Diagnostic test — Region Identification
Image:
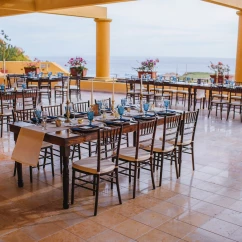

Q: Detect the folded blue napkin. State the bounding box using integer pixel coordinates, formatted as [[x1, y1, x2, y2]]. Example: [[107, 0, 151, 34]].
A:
[[47, 116, 57, 119]]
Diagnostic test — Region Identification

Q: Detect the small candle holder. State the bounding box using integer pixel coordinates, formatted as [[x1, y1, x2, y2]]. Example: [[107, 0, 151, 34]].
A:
[[110, 99, 115, 116], [65, 100, 71, 123], [139, 94, 143, 113]]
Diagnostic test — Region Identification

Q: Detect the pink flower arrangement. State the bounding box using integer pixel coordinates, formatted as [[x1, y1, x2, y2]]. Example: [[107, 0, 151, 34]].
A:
[[66, 57, 87, 74], [25, 58, 40, 69], [67, 57, 87, 68], [134, 58, 159, 71], [208, 61, 230, 75]]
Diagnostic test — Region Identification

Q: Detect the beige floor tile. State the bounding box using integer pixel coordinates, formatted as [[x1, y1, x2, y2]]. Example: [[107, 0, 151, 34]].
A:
[[39, 230, 85, 242], [90, 210, 128, 228], [21, 222, 62, 241], [112, 219, 152, 240], [176, 210, 211, 227], [183, 228, 235, 242], [157, 219, 197, 239], [109, 202, 146, 218], [201, 218, 240, 238], [167, 194, 201, 209], [203, 194, 237, 208], [136, 229, 180, 242], [67, 219, 107, 240], [132, 209, 171, 228], [129, 194, 161, 209], [0, 229, 36, 242], [150, 201, 187, 218], [229, 227, 242, 242], [191, 201, 225, 217], [216, 208, 242, 226], [149, 187, 178, 200], [88, 229, 134, 242]]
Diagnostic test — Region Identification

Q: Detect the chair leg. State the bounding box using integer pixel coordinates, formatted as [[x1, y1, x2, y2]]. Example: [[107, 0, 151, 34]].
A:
[[173, 150, 179, 179], [115, 168, 122, 204], [150, 157, 156, 190], [227, 104, 231, 120], [93, 175, 96, 196], [111, 172, 114, 190], [133, 162, 138, 199], [191, 143, 195, 171], [71, 169, 75, 204], [50, 147, 54, 177], [29, 166, 33, 183], [178, 146, 183, 177], [208, 104, 211, 118], [129, 162, 131, 183], [43, 148, 47, 169], [94, 174, 100, 216], [158, 153, 164, 187], [220, 104, 223, 120]]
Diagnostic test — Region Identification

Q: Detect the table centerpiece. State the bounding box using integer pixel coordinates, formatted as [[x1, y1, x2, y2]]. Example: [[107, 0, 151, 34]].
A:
[[208, 61, 230, 84], [66, 57, 88, 77], [24, 58, 40, 75], [134, 58, 159, 79]]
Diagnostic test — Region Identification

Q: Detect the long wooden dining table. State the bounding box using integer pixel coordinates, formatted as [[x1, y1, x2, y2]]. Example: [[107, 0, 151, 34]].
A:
[[121, 79, 239, 112], [10, 115, 169, 209]]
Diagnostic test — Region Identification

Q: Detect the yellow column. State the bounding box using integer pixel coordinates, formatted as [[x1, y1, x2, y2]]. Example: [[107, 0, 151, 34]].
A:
[[236, 11, 242, 81], [94, 18, 112, 81]]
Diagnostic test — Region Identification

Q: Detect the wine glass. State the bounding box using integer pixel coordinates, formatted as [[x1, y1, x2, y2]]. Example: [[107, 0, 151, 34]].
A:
[[42, 111, 48, 130], [87, 110, 94, 126], [143, 103, 150, 116], [35, 109, 42, 125], [121, 98, 127, 106], [164, 100, 170, 113], [118, 105, 125, 119]]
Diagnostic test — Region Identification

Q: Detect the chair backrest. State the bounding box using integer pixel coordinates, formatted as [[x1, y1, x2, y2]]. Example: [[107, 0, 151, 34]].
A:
[[160, 114, 182, 150], [95, 98, 111, 109], [22, 89, 38, 110], [12, 108, 35, 122], [211, 86, 228, 101], [97, 126, 123, 172], [230, 87, 242, 102], [41, 104, 62, 116], [179, 110, 199, 144], [73, 101, 90, 112], [0, 91, 16, 114], [136, 118, 158, 159]]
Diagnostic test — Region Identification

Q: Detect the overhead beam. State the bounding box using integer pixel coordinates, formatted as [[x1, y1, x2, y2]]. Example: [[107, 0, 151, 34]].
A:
[[202, 0, 242, 10], [0, 0, 35, 12], [0, 9, 30, 17], [43, 6, 107, 19], [35, 0, 135, 11]]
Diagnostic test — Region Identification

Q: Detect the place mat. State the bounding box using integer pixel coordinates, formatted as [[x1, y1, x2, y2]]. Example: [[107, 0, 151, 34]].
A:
[[70, 125, 100, 133], [11, 127, 45, 167], [133, 115, 156, 120], [156, 110, 176, 116], [104, 119, 130, 126]]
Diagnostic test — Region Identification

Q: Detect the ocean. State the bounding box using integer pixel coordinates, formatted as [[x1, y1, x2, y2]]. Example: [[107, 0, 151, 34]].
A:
[[37, 56, 236, 78]]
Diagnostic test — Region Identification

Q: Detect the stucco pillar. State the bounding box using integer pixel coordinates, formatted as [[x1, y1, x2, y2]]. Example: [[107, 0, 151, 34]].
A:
[[236, 11, 242, 81], [94, 18, 112, 81]]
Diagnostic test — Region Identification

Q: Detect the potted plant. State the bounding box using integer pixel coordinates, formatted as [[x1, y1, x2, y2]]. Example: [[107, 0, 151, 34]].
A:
[[208, 61, 230, 84], [134, 58, 159, 79], [24, 58, 40, 74], [66, 57, 87, 77]]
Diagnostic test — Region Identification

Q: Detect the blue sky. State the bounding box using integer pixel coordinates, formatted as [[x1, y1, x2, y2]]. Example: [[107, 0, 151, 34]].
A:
[[0, 0, 239, 58]]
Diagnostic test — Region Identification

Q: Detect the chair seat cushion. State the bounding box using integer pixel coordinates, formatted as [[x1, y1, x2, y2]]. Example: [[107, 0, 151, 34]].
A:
[[164, 89, 177, 93], [0, 109, 12, 116], [212, 94, 228, 98], [211, 100, 228, 104], [230, 101, 242, 106], [231, 95, 242, 100], [73, 157, 115, 174], [142, 140, 174, 153], [119, 147, 151, 162], [177, 90, 188, 94]]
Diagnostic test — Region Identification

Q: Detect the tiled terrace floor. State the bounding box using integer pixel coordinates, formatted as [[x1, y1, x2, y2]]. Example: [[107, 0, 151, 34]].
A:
[[1, 92, 242, 241]]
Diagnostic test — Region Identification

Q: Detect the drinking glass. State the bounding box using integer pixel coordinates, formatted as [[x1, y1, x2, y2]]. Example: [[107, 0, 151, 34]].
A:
[[118, 105, 125, 119], [121, 98, 127, 106], [143, 103, 150, 116], [72, 103, 77, 120], [87, 110, 94, 126], [22, 83, 26, 89], [35, 110, 42, 125], [42, 111, 48, 130], [164, 100, 170, 113]]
